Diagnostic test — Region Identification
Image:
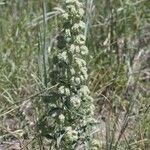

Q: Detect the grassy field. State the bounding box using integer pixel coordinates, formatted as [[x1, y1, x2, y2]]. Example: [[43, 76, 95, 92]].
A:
[[0, 0, 150, 149]]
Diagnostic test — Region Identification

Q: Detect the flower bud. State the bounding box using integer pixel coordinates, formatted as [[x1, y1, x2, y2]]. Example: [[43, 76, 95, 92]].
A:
[[59, 114, 65, 123]]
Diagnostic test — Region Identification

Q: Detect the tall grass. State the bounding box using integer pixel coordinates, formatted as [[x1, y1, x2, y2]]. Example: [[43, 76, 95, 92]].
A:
[[0, 0, 149, 149]]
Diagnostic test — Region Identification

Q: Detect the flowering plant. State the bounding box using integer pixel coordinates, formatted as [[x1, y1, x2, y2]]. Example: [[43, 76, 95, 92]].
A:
[[40, 0, 98, 149]]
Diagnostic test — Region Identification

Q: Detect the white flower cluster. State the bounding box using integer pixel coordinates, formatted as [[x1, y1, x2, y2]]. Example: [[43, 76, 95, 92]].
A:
[[58, 86, 70, 96], [65, 0, 84, 18], [70, 96, 81, 108], [72, 21, 85, 33], [75, 34, 85, 45], [64, 126, 78, 142], [58, 51, 68, 63], [58, 114, 65, 123], [78, 85, 90, 97]]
